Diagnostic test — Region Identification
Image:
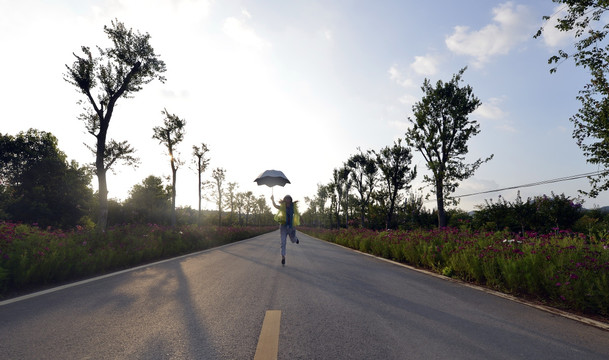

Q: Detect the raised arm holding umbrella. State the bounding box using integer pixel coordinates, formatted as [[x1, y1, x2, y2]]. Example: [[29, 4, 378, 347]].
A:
[[254, 170, 300, 266]]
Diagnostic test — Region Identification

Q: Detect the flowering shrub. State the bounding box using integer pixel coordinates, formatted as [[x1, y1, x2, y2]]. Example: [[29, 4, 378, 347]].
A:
[[301, 226, 609, 317], [0, 222, 274, 296]]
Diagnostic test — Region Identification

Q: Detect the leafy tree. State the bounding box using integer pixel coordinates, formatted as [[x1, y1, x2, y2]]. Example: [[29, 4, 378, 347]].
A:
[[244, 191, 256, 226], [0, 186, 10, 220], [226, 182, 238, 224], [235, 192, 246, 225], [304, 183, 332, 228], [64, 19, 166, 231], [317, 184, 330, 227], [124, 175, 171, 224], [326, 181, 337, 228], [535, 2, 609, 197], [192, 143, 210, 221], [255, 195, 273, 225], [533, 192, 583, 232], [510, 192, 537, 235], [373, 139, 417, 229], [331, 167, 351, 228], [347, 149, 378, 227], [473, 195, 515, 231], [0, 129, 93, 228], [402, 192, 428, 230], [340, 166, 353, 227], [210, 168, 226, 226], [153, 109, 186, 227], [405, 68, 493, 227], [303, 196, 318, 227]]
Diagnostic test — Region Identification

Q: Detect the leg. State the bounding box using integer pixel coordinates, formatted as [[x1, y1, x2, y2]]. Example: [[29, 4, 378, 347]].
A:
[[280, 225, 288, 258], [288, 227, 299, 244]]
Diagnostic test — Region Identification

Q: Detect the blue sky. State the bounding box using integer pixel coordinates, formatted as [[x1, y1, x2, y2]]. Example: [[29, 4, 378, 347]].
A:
[[1, 0, 605, 212]]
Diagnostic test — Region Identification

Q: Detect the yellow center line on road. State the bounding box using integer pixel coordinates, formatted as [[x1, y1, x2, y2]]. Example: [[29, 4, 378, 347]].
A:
[[254, 310, 282, 360]]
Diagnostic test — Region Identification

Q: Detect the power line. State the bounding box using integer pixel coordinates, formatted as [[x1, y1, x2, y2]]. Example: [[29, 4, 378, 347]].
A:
[[452, 170, 609, 199]]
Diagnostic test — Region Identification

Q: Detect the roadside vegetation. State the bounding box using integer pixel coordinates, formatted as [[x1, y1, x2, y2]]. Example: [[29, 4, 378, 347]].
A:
[[301, 192, 609, 320], [302, 226, 609, 319], [0, 222, 275, 298]]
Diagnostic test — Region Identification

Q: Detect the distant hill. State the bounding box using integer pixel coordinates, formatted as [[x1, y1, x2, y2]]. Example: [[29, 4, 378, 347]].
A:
[[589, 206, 609, 214]]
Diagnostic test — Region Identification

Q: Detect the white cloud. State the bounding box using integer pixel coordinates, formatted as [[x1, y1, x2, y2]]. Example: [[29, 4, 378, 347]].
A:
[[223, 16, 271, 50], [399, 94, 418, 107], [410, 55, 439, 76], [474, 97, 517, 133], [388, 65, 415, 88], [388, 65, 401, 81], [497, 123, 517, 133], [540, 5, 575, 48], [445, 2, 535, 66], [458, 178, 499, 193], [89, 0, 212, 35], [475, 97, 508, 120], [322, 29, 333, 41], [388, 119, 410, 132]]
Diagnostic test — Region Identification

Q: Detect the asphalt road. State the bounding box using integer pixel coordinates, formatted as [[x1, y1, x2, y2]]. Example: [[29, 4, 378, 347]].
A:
[[1, 230, 608, 359]]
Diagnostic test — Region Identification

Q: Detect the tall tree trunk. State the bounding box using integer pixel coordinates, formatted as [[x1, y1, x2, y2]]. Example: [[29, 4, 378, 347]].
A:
[[97, 169, 108, 232], [218, 194, 222, 226], [171, 166, 177, 227], [96, 125, 108, 232], [436, 180, 447, 228], [360, 200, 366, 228], [198, 168, 202, 223], [387, 196, 396, 229], [344, 189, 349, 228]]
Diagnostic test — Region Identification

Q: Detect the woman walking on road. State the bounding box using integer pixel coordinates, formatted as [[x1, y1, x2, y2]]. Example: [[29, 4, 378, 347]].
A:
[[271, 194, 300, 265]]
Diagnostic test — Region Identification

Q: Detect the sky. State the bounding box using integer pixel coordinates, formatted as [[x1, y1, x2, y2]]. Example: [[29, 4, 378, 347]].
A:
[[2, 0, 607, 213]]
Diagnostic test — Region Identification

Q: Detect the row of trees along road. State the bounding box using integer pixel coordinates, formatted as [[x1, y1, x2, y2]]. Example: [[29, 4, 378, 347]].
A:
[[64, 20, 244, 230], [7, 2, 609, 231], [311, 0, 609, 230], [304, 68, 493, 229], [61, 18, 494, 232], [0, 129, 274, 228]]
